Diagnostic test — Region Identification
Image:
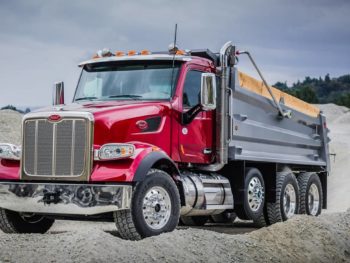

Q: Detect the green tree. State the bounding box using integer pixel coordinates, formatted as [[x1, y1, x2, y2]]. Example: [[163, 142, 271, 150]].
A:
[[295, 86, 319, 103], [335, 93, 350, 108]]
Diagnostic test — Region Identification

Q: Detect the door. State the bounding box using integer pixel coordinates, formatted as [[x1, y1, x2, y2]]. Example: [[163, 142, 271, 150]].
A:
[[179, 69, 214, 164]]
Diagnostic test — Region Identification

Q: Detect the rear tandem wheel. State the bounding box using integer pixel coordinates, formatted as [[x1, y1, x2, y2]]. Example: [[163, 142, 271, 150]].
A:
[[266, 168, 300, 224]]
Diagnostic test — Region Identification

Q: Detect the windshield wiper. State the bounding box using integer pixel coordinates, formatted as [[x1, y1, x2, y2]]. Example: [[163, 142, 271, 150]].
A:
[[75, 96, 98, 101], [108, 95, 143, 99]]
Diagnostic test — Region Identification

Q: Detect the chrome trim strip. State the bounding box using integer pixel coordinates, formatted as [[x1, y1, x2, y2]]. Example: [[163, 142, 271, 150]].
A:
[[24, 111, 95, 121], [34, 120, 38, 175], [70, 120, 76, 176], [52, 123, 57, 176], [0, 182, 132, 215]]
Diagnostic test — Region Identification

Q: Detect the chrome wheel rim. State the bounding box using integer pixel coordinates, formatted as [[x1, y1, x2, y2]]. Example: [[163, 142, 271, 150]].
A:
[[308, 184, 320, 216], [247, 177, 265, 212], [142, 186, 171, 230], [283, 184, 296, 218]]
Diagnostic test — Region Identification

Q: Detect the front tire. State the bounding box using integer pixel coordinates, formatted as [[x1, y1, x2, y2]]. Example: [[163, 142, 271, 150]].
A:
[[267, 168, 299, 224], [297, 172, 323, 216], [114, 169, 180, 240], [0, 209, 55, 234]]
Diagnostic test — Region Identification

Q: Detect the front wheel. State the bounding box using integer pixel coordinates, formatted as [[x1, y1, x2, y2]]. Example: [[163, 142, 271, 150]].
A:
[[0, 209, 55, 234], [114, 169, 180, 240]]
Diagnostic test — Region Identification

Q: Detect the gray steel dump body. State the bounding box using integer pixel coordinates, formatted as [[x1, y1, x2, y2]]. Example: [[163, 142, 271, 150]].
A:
[[228, 69, 330, 172]]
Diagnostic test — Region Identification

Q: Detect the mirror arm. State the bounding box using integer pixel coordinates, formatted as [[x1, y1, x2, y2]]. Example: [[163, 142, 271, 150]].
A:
[[181, 104, 202, 125]]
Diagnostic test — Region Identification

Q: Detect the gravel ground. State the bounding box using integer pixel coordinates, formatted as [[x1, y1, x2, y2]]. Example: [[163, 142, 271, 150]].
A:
[[0, 211, 349, 263], [0, 105, 349, 263]]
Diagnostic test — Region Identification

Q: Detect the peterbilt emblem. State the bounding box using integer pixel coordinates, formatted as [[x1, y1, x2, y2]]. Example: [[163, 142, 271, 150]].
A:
[[48, 114, 62, 122], [136, 120, 148, 130]]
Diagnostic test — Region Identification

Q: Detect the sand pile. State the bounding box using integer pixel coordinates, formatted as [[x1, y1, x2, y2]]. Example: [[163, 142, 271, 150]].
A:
[[318, 104, 350, 212], [0, 210, 349, 263]]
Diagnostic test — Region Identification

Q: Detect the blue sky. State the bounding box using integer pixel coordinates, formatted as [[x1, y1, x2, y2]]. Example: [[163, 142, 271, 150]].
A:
[[0, 0, 349, 107]]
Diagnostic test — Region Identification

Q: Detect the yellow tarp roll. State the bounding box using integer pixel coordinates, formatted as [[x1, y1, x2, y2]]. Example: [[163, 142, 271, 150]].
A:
[[238, 71, 320, 118]]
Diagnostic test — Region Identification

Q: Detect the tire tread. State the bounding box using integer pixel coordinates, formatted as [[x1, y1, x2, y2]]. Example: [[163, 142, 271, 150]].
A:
[[267, 168, 299, 224], [114, 210, 142, 241]]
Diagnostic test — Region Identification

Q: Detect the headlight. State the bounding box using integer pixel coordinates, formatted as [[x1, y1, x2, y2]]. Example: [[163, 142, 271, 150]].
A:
[[0, 143, 21, 160], [95, 143, 135, 161]]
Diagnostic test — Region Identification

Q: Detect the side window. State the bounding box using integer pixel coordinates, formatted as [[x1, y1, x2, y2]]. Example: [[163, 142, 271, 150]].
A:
[[183, 70, 202, 108]]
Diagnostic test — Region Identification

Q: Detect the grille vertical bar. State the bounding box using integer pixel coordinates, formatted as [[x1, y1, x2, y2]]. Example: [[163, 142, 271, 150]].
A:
[[73, 120, 87, 175], [23, 117, 88, 177], [37, 120, 53, 175], [23, 121, 36, 175], [56, 120, 73, 176]]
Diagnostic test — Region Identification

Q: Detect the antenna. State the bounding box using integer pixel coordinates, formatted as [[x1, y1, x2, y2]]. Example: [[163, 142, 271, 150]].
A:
[[170, 23, 178, 92]]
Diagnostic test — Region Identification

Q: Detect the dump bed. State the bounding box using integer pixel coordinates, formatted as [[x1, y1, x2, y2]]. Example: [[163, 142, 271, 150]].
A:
[[228, 69, 330, 171]]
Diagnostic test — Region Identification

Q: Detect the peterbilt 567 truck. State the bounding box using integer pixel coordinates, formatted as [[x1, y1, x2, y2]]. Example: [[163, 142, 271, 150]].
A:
[[0, 42, 330, 240]]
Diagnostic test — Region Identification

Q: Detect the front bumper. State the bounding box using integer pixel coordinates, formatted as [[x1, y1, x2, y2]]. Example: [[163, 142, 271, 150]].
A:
[[0, 182, 132, 215]]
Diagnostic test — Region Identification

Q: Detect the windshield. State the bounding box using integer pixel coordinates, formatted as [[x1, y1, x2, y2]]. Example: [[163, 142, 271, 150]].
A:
[[74, 62, 180, 102]]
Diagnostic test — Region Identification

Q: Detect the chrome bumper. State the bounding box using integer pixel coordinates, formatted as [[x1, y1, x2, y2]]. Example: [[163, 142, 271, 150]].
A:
[[0, 182, 132, 215]]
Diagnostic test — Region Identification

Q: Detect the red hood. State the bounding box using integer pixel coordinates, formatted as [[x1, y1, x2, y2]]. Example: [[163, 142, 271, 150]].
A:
[[34, 100, 172, 146]]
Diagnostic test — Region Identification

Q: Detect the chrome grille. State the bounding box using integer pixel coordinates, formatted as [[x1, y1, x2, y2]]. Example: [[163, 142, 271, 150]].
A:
[[23, 117, 89, 177]]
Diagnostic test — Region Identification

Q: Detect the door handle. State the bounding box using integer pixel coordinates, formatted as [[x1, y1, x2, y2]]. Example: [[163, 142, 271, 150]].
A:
[[203, 148, 212, 154]]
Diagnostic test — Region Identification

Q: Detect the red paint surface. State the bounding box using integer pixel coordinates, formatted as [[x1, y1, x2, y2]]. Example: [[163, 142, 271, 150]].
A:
[[0, 159, 20, 180]]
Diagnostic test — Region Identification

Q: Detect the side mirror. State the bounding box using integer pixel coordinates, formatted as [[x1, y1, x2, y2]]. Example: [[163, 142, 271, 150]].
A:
[[53, 81, 65, 105], [201, 73, 217, 111]]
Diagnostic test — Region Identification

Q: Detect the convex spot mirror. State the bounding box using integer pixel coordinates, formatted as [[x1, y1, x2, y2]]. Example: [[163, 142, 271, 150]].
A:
[[200, 73, 217, 111]]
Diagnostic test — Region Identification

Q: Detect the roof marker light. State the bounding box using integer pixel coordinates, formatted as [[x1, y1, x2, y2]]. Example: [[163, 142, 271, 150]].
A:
[[140, 50, 151, 55], [115, 51, 125, 57], [128, 50, 137, 56], [176, 50, 186, 55]]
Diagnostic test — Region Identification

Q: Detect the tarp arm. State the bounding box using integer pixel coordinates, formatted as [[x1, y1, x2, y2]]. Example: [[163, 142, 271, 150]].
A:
[[236, 50, 292, 119]]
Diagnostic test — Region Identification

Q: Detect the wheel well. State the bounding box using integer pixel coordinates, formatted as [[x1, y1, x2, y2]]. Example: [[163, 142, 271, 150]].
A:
[[151, 159, 186, 206], [151, 159, 179, 178]]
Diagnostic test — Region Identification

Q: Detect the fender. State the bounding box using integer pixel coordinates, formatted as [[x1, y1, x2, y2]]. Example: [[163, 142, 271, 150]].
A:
[[133, 150, 180, 182], [90, 143, 180, 183]]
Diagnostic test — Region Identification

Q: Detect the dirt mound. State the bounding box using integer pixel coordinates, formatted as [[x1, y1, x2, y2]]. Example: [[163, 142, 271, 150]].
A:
[[318, 103, 350, 123], [0, 211, 349, 263], [316, 104, 350, 212], [0, 110, 22, 145]]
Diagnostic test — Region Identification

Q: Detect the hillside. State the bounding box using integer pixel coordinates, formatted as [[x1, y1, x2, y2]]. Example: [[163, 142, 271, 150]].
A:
[[275, 74, 350, 107]]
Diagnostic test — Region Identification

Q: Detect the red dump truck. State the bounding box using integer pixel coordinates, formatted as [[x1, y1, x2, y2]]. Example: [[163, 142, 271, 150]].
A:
[[0, 42, 330, 240]]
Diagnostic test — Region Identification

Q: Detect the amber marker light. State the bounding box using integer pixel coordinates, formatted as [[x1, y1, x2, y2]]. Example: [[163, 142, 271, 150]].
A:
[[140, 50, 151, 55], [176, 50, 186, 55], [115, 51, 125, 57], [128, 50, 137, 56]]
